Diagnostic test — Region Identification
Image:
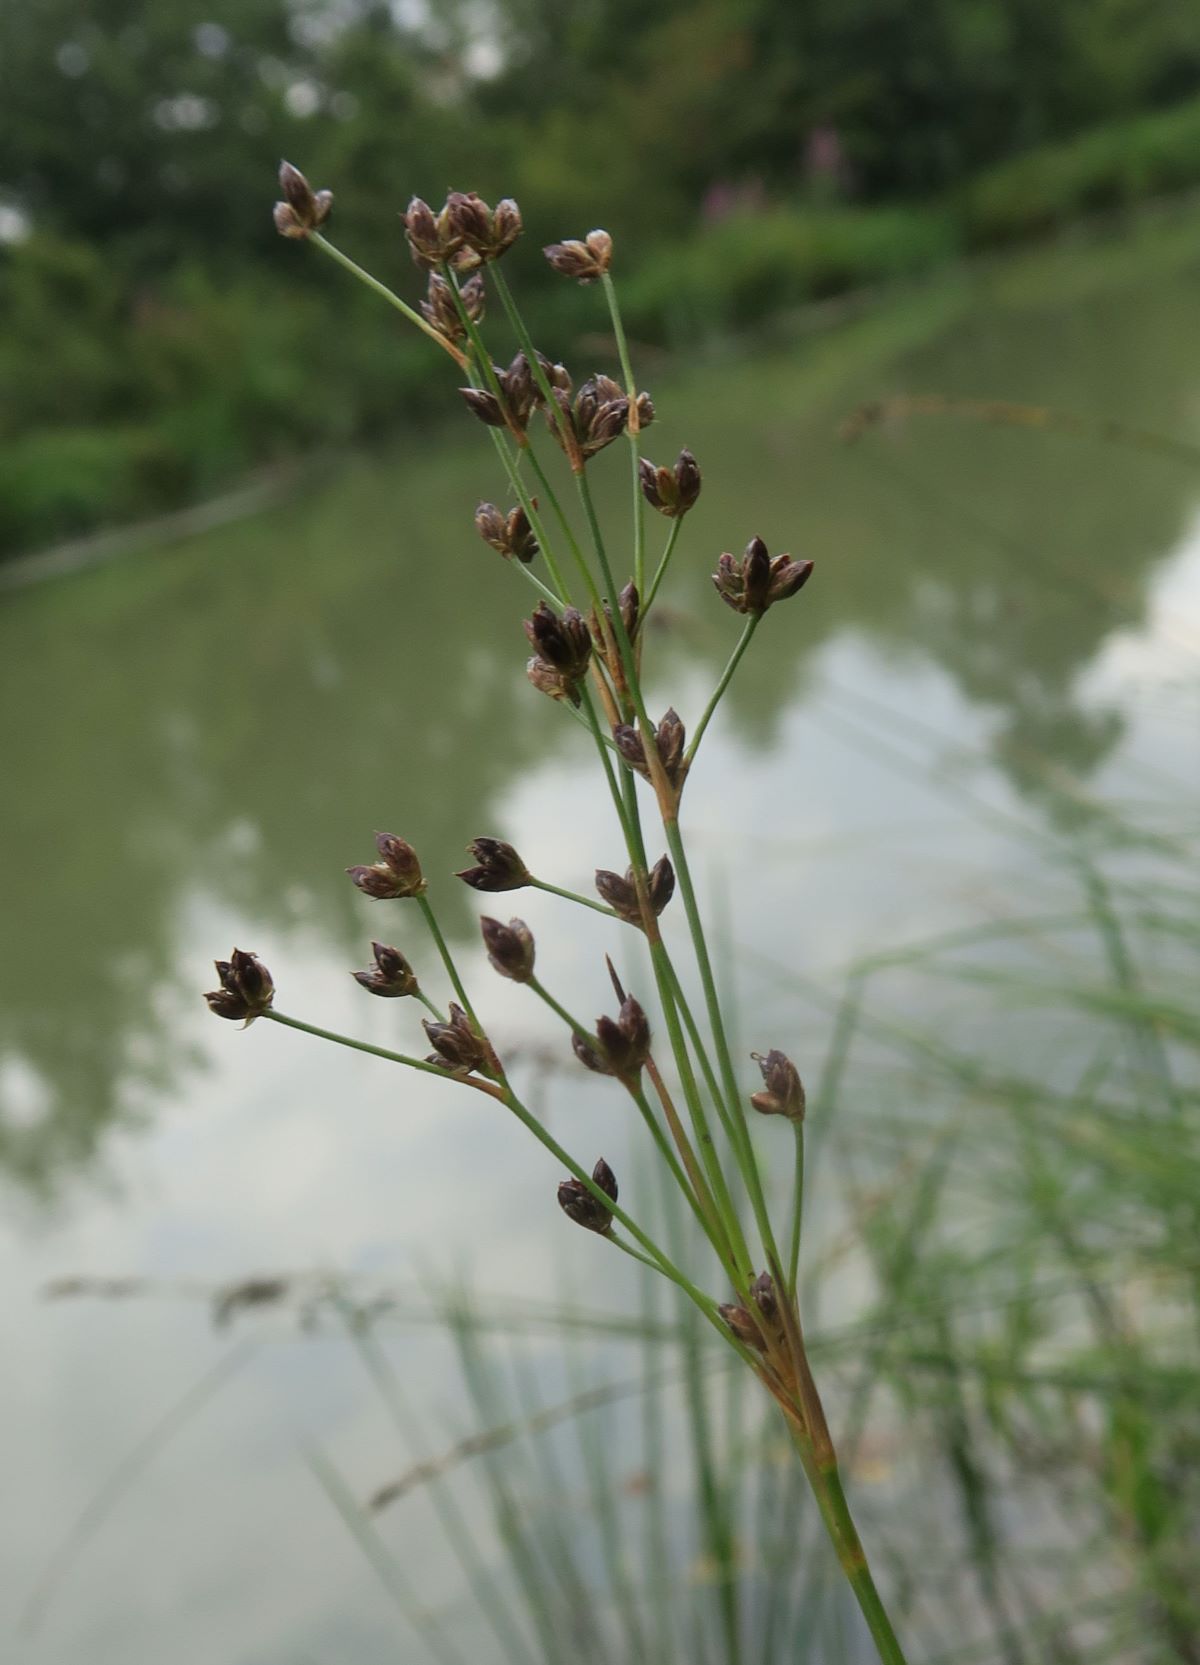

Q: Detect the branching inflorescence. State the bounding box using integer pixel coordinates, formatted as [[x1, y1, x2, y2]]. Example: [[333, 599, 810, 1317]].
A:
[[203, 162, 908, 1664]]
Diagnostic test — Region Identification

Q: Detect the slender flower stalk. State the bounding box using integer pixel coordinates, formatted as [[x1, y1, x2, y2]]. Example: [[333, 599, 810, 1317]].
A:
[[643, 516, 684, 614], [599, 270, 646, 595], [213, 172, 913, 1665], [684, 615, 761, 769], [416, 893, 482, 1038], [788, 1121, 807, 1296], [530, 877, 616, 917], [310, 234, 468, 367], [262, 1010, 504, 1098]]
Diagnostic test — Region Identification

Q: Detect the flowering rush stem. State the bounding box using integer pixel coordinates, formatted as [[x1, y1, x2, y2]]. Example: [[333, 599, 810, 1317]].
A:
[[262, 1011, 504, 1098], [208, 166, 913, 1665], [309, 234, 467, 366]]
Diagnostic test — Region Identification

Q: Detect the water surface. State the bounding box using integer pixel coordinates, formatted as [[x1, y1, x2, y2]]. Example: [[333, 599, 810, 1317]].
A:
[[3, 217, 1199, 1663]]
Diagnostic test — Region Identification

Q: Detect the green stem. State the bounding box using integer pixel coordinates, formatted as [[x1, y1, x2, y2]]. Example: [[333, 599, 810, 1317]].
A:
[[487, 267, 603, 608], [531, 877, 616, 918], [792, 1436, 910, 1665], [416, 893, 480, 1032], [619, 806, 754, 1284], [684, 615, 760, 770], [498, 1083, 722, 1321], [599, 271, 645, 596], [262, 1010, 455, 1083], [529, 936, 735, 1273], [643, 517, 683, 616], [663, 819, 784, 1275], [310, 234, 463, 365], [788, 1120, 806, 1297], [609, 1231, 668, 1276], [527, 974, 592, 1043], [416, 988, 446, 1024], [580, 605, 756, 1288], [441, 266, 584, 608], [630, 1083, 736, 1272]]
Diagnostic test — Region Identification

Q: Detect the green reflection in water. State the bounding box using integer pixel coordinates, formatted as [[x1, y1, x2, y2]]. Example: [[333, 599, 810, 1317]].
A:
[[2, 220, 1199, 1193]]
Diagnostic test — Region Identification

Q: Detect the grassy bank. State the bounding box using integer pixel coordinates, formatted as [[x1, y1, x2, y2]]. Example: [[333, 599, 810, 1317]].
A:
[[8, 91, 1200, 561]]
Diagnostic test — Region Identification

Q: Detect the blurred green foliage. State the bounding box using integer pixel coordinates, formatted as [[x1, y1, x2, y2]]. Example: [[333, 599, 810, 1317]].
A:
[[3, 0, 1200, 556]]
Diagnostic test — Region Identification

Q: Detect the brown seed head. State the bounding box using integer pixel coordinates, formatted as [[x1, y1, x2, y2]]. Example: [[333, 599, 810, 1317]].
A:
[[571, 995, 650, 1082], [353, 941, 420, 999], [445, 192, 523, 269], [403, 195, 463, 269], [526, 657, 577, 704], [273, 161, 333, 239], [455, 837, 532, 892], [422, 1002, 489, 1075], [751, 1270, 779, 1322], [718, 1302, 768, 1352], [749, 1049, 806, 1120], [347, 833, 426, 900], [557, 1157, 618, 1235], [480, 916, 536, 984], [459, 386, 506, 428], [713, 538, 814, 616], [647, 854, 675, 916], [611, 710, 685, 789], [542, 229, 613, 284], [548, 374, 628, 467], [594, 857, 674, 928], [524, 602, 592, 680], [420, 271, 484, 343], [639, 448, 701, 518], [475, 501, 538, 564], [205, 948, 275, 1025], [588, 581, 640, 665]]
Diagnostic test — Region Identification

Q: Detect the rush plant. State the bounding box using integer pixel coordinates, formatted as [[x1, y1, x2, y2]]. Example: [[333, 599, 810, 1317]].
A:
[[208, 161, 907, 1663]]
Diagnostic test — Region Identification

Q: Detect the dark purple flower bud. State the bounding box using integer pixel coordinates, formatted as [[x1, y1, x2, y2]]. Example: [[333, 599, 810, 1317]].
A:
[[611, 710, 685, 789], [595, 996, 651, 1080], [612, 724, 648, 779], [526, 657, 578, 704], [475, 500, 539, 563], [524, 602, 592, 681], [751, 1270, 778, 1322], [455, 837, 531, 892], [719, 1301, 768, 1352], [712, 538, 812, 616], [655, 708, 686, 787], [480, 916, 535, 984], [572, 995, 650, 1083], [633, 391, 655, 430], [445, 192, 523, 269], [542, 229, 613, 283], [353, 941, 419, 998], [572, 1031, 611, 1074], [459, 386, 507, 428], [588, 581, 639, 658], [639, 448, 701, 518], [749, 1049, 806, 1120], [423, 1002, 489, 1076], [546, 373, 629, 468], [766, 553, 815, 606], [273, 162, 333, 240], [205, 948, 275, 1025], [557, 1158, 618, 1235], [647, 854, 675, 916], [347, 834, 426, 900], [403, 196, 463, 269], [420, 271, 484, 343], [594, 856, 673, 928]]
